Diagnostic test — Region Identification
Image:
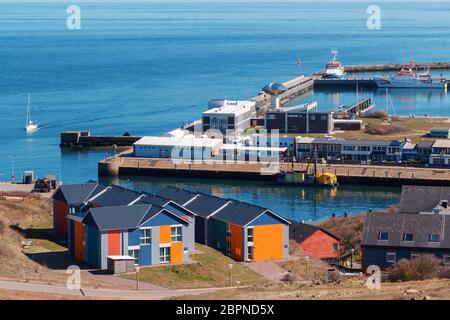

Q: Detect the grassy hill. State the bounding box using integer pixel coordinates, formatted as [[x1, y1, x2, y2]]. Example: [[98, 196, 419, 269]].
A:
[[0, 193, 67, 282], [122, 244, 265, 289]]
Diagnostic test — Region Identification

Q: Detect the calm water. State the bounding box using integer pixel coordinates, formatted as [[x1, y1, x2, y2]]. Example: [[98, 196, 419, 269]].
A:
[[6, 1, 450, 219]]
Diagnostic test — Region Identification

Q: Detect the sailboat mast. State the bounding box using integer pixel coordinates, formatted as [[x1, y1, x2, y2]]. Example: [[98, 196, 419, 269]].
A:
[[26, 93, 30, 125]]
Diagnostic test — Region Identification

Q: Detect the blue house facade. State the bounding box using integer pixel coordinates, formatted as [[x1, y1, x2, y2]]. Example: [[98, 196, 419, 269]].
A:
[[82, 204, 191, 269]]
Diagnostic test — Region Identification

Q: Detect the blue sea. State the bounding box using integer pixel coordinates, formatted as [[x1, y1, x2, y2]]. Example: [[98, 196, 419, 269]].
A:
[[3, 1, 450, 220]]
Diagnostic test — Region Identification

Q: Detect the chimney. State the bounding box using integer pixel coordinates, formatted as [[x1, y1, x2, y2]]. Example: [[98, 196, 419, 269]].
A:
[[442, 200, 448, 209]]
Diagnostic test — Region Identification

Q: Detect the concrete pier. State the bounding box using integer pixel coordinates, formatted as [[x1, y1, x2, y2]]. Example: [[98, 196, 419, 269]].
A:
[[98, 156, 450, 187], [344, 62, 450, 73]]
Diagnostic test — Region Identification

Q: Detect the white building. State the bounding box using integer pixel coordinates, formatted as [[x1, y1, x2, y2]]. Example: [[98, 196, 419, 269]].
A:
[[217, 144, 287, 163], [202, 100, 256, 134], [430, 140, 450, 166], [133, 135, 223, 161]]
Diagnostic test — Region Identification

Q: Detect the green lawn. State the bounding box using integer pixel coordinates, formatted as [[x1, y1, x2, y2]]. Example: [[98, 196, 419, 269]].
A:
[[122, 244, 265, 289]]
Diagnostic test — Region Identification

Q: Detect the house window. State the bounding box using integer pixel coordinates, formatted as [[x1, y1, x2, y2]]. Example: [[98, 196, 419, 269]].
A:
[[226, 241, 231, 256], [443, 255, 450, 265], [332, 243, 338, 252], [411, 253, 420, 260], [378, 232, 389, 241], [403, 233, 414, 242], [247, 228, 253, 243], [227, 224, 231, 238], [128, 249, 139, 264], [386, 252, 396, 263], [160, 247, 170, 263], [171, 226, 182, 242], [139, 228, 151, 245], [429, 233, 440, 242], [247, 246, 253, 261]]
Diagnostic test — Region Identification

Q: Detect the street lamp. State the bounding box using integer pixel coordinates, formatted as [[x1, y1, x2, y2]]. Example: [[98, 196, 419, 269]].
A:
[[350, 248, 355, 271], [134, 266, 140, 291], [8, 156, 16, 182], [228, 263, 233, 287], [305, 256, 310, 280]]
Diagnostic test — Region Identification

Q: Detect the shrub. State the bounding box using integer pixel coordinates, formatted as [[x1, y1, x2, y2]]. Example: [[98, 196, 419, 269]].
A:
[[319, 213, 366, 255], [365, 124, 408, 135], [361, 110, 388, 119], [388, 255, 440, 282]]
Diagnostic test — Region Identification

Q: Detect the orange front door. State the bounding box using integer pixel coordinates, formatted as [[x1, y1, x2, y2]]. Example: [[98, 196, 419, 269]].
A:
[[108, 230, 121, 256]]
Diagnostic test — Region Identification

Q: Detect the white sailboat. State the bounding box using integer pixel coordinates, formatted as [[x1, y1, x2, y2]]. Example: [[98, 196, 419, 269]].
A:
[[25, 93, 38, 133]]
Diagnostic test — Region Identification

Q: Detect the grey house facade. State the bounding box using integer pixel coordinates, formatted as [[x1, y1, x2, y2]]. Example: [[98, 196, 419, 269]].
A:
[[361, 211, 450, 271]]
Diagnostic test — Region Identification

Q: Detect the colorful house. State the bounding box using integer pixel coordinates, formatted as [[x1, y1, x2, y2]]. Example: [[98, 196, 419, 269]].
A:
[[289, 221, 340, 260], [54, 183, 196, 263], [82, 204, 191, 269], [210, 201, 290, 261], [158, 186, 291, 262], [157, 187, 228, 245], [52, 181, 107, 238]]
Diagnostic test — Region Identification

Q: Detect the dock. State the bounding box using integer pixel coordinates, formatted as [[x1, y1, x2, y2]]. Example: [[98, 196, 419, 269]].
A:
[[98, 157, 450, 187], [314, 78, 377, 89], [339, 98, 375, 115], [344, 62, 450, 73], [60, 131, 142, 150]]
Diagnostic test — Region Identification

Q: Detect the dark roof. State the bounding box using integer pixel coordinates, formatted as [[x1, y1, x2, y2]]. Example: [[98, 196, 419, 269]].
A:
[[416, 141, 434, 148], [84, 204, 154, 231], [362, 212, 450, 249], [184, 193, 229, 218], [89, 185, 142, 207], [53, 182, 107, 205], [156, 186, 198, 206], [134, 193, 170, 207], [399, 185, 450, 214], [212, 200, 289, 226], [289, 220, 339, 243], [342, 139, 406, 147]]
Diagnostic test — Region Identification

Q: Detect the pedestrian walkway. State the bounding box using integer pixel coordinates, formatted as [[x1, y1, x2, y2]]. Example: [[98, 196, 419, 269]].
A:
[[242, 260, 288, 281], [0, 278, 238, 300]]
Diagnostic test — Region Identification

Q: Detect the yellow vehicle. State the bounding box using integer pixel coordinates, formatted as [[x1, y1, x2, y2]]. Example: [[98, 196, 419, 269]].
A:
[[277, 170, 338, 187], [277, 148, 338, 187], [315, 172, 338, 186]]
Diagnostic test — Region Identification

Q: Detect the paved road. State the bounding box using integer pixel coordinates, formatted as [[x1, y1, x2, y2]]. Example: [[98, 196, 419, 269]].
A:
[[0, 279, 238, 300]]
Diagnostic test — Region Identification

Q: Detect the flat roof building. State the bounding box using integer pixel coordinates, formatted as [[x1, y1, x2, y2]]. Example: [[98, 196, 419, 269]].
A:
[[264, 102, 333, 134], [133, 135, 223, 160], [429, 127, 450, 139], [202, 100, 256, 134]]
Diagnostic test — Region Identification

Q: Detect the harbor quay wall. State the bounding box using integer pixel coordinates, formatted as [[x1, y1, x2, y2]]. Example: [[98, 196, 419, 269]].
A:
[[98, 157, 450, 187], [60, 131, 142, 149], [343, 62, 450, 73]]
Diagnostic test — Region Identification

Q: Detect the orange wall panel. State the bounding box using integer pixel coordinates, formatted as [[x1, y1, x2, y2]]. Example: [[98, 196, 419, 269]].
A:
[[253, 224, 283, 261], [108, 230, 121, 256], [170, 242, 183, 264], [160, 226, 171, 244], [73, 221, 85, 261], [300, 230, 339, 259], [230, 224, 243, 261], [53, 200, 68, 238]]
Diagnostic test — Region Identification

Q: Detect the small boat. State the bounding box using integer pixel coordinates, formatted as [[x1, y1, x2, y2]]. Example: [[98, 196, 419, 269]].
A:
[[25, 93, 39, 133], [322, 49, 345, 79], [374, 66, 447, 90]]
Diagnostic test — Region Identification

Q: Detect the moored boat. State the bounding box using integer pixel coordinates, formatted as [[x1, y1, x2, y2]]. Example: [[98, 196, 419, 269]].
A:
[[322, 49, 345, 79]]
